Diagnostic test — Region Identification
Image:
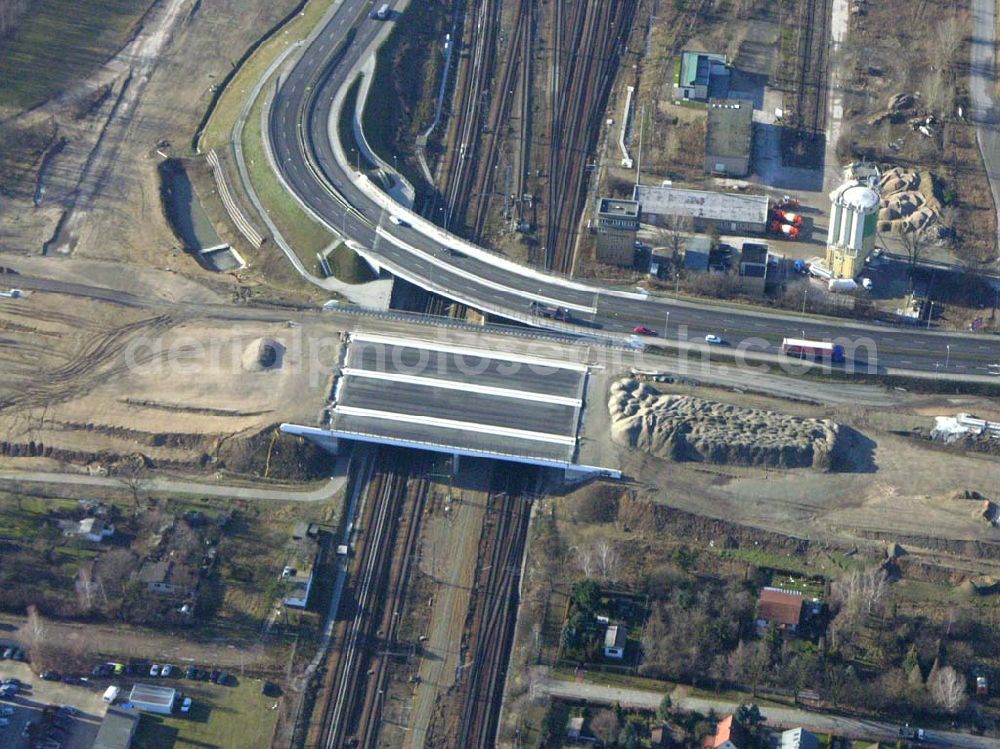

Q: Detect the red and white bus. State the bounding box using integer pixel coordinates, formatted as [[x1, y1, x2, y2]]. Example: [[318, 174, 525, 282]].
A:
[[781, 338, 846, 363]]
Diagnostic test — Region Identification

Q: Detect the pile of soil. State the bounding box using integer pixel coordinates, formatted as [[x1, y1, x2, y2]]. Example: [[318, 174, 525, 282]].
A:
[[608, 378, 842, 471]]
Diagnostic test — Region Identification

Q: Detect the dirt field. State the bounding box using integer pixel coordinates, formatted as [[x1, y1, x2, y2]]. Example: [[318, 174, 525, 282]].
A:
[[0, 289, 341, 472], [608, 381, 1000, 573], [0, 0, 320, 304]]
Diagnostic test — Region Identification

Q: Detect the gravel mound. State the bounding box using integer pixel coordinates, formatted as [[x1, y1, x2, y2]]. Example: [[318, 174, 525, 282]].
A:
[[608, 378, 842, 471]]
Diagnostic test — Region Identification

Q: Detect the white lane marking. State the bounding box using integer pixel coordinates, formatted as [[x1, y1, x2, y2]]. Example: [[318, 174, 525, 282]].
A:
[[349, 332, 589, 371], [374, 226, 596, 314], [333, 406, 577, 445], [342, 368, 582, 406]]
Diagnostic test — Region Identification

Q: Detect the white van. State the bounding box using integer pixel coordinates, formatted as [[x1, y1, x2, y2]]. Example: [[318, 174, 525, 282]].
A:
[[102, 685, 120, 704]]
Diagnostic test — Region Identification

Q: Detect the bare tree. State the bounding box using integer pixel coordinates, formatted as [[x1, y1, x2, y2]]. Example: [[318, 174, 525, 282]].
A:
[[862, 567, 889, 614], [0, 0, 28, 38], [898, 230, 924, 289], [575, 545, 594, 578], [930, 665, 967, 713], [590, 710, 621, 745], [117, 464, 149, 509], [595, 539, 619, 582], [96, 548, 139, 605], [656, 215, 693, 267], [831, 566, 889, 618], [936, 14, 965, 76], [23, 604, 52, 667], [76, 564, 98, 614], [921, 69, 948, 117]]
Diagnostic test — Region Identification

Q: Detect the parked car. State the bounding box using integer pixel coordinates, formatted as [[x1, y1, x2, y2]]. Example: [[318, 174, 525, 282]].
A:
[[91, 664, 112, 678], [218, 672, 232, 686], [62, 676, 87, 686], [161, 665, 174, 678], [149, 664, 160, 677], [0, 717, 9, 728], [1, 648, 12, 659], [57, 706, 78, 716], [185, 666, 197, 680], [0, 679, 23, 687], [209, 670, 221, 683], [704, 334, 724, 345], [109, 662, 125, 675], [899, 725, 926, 742], [40, 672, 61, 682], [126, 663, 148, 676], [180, 697, 192, 714], [388, 215, 406, 227], [0, 707, 13, 716], [632, 325, 656, 336], [20, 720, 32, 737]]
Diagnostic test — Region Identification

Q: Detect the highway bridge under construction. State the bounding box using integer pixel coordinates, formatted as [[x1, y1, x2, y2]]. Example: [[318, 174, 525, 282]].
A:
[[281, 331, 620, 477]]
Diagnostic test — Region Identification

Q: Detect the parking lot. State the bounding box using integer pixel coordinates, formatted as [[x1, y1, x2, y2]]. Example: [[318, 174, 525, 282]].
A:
[[0, 661, 104, 749], [1, 648, 281, 749]]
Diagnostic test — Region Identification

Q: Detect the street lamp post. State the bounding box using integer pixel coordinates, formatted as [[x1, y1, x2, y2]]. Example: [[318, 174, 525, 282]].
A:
[[664, 311, 670, 337], [946, 344, 951, 368]]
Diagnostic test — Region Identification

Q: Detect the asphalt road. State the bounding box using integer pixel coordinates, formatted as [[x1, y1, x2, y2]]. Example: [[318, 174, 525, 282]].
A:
[[260, 1, 1000, 377], [538, 677, 1000, 749], [970, 0, 1000, 256]]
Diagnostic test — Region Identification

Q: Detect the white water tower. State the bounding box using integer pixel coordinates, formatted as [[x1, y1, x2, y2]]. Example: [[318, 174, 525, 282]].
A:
[[826, 168, 880, 279]]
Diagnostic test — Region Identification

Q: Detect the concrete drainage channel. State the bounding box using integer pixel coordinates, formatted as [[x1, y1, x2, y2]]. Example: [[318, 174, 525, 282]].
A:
[[157, 158, 246, 273]]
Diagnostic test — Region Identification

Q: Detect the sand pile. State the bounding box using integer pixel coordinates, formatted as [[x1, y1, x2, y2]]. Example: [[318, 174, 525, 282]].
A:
[[877, 167, 946, 240], [241, 337, 284, 371], [608, 379, 842, 470]]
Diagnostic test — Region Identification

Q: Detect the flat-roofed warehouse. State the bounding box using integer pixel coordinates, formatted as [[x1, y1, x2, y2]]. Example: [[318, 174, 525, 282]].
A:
[[92, 705, 140, 749], [128, 683, 177, 715], [705, 99, 754, 177], [281, 332, 617, 476], [634, 184, 768, 234]]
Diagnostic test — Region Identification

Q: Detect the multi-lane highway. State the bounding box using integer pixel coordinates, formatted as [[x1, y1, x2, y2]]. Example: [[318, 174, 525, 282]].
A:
[[265, 0, 1000, 377]]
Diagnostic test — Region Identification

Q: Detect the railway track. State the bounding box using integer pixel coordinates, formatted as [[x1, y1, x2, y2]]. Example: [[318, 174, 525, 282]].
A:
[[453, 471, 534, 749], [540, 0, 636, 273], [467, 0, 532, 240], [441, 0, 500, 235], [435, 0, 633, 274], [785, 0, 829, 160], [309, 447, 429, 749]]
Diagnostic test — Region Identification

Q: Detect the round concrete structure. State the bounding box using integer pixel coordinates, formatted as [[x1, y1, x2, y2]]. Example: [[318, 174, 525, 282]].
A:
[[841, 184, 880, 212]]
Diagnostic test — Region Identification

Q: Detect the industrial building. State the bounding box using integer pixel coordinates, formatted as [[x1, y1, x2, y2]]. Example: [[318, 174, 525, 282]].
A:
[[633, 184, 768, 234], [738, 242, 770, 295], [826, 177, 880, 279], [282, 522, 320, 609], [595, 197, 640, 266], [683, 237, 712, 272], [128, 683, 177, 715], [705, 99, 754, 177], [674, 51, 729, 101], [92, 706, 140, 749]]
